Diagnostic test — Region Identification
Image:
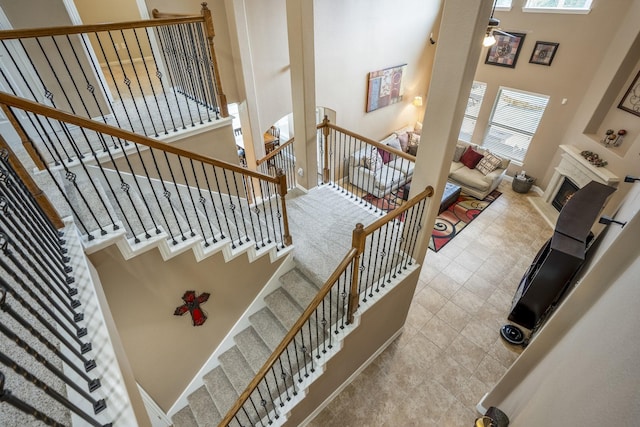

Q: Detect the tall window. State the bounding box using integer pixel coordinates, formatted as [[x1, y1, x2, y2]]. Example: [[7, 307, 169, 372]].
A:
[[482, 87, 549, 163], [459, 81, 487, 143], [495, 0, 513, 9], [524, 0, 593, 12]]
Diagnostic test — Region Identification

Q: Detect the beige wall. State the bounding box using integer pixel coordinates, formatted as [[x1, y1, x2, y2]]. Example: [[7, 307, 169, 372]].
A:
[[471, 1, 636, 186], [314, 0, 442, 140], [89, 244, 284, 411]]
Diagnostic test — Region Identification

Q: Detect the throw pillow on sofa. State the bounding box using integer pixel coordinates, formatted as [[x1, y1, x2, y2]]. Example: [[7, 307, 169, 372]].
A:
[[364, 149, 383, 171], [377, 147, 393, 164], [453, 144, 467, 162], [460, 147, 484, 169], [476, 152, 503, 175]]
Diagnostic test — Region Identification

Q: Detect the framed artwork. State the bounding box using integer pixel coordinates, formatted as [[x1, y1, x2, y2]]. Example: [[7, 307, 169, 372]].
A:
[[529, 41, 559, 66], [618, 69, 640, 117], [366, 64, 407, 112], [485, 32, 526, 68]]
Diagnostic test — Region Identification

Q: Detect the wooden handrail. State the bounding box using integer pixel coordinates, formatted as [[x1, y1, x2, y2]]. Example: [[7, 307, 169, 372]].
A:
[[363, 186, 434, 235], [219, 247, 359, 425], [0, 16, 203, 41], [151, 9, 194, 19], [255, 137, 294, 166], [323, 122, 416, 163], [0, 92, 277, 184]]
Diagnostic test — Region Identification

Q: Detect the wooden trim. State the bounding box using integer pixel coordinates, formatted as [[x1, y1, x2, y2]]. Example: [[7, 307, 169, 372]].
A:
[[0, 16, 203, 40], [151, 9, 194, 19], [219, 248, 359, 426], [0, 92, 277, 184], [255, 137, 294, 166], [0, 104, 46, 170], [0, 135, 63, 229]]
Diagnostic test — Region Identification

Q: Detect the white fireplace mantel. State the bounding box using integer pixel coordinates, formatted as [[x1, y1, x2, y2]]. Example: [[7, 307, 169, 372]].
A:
[[530, 145, 619, 228]]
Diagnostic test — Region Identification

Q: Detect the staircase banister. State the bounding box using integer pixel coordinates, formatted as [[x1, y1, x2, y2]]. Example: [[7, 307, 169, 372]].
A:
[[219, 247, 359, 426], [323, 122, 416, 162], [362, 186, 434, 236], [0, 16, 203, 41], [255, 137, 294, 166], [151, 8, 195, 19], [0, 92, 278, 184]]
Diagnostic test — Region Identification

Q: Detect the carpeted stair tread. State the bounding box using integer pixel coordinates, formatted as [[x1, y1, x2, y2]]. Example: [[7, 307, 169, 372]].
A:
[[100, 173, 156, 239], [62, 172, 117, 235], [249, 308, 288, 351], [171, 405, 199, 427], [264, 288, 303, 331], [219, 346, 257, 395], [280, 268, 320, 309], [235, 327, 273, 373], [203, 366, 241, 421], [187, 385, 222, 426]]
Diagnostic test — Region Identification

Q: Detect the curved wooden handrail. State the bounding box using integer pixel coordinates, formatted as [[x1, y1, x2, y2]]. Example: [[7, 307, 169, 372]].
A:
[[0, 92, 277, 184], [324, 122, 416, 163], [0, 16, 203, 41], [363, 186, 434, 235], [255, 137, 294, 166], [219, 247, 359, 426]]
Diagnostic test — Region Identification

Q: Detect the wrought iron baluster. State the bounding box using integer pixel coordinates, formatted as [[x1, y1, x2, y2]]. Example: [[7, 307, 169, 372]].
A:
[[175, 23, 203, 125], [177, 157, 204, 239], [0, 372, 66, 427], [194, 22, 218, 113], [164, 153, 195, 239], [143, 27, 178, 133], [214, 168, 241, 248], [230, 171, 252, 244], [165, 24, 195, 126], [131, 28, 169, 135], [190, 160, 215, 246], [154, 26, 187, 130], [0, 353, 108, 426], [93, 32, 136, 133], [186, 22, 211, 122], [0, 286, 96, 377], [119, 29, 159, 137]]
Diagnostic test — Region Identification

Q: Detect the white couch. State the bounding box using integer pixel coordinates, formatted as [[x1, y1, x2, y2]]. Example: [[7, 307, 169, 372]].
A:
[[448, 140, 510, 200], [348, 145, 414, 198]]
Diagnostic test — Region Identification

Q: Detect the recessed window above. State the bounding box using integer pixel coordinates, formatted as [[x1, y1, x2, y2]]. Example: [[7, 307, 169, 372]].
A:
[[459, 81, 487, 143], [495, 0, 513, 10], [524, 0, 593, 14]]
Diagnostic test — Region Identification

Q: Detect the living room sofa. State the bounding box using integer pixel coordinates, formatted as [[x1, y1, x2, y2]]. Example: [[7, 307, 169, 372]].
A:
[[348, 144, 414, 198], [448, 140, 510, 200]]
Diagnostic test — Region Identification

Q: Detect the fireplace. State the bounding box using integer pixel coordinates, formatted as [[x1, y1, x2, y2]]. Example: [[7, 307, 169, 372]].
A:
[[529, 145, 619, 228], [552, 177, 579, 212]]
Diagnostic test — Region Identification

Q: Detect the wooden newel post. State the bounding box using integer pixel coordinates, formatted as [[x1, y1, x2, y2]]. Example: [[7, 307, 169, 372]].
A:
[[322, 115, 330, 184], [200, 2, 228, 118], [348, 223, 366, 324], [276, 169, 292, 246]]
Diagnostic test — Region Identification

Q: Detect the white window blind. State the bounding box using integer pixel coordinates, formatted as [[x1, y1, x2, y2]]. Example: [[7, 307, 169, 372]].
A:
[[458, 81, 487, 143], [482, 87, 549, 163], [495, 0, 513, 9], [524, 0, 592, 12]]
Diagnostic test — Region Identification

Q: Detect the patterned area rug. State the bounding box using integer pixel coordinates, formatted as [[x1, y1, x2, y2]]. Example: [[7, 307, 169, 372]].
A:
[[429, 190, 501, 252]]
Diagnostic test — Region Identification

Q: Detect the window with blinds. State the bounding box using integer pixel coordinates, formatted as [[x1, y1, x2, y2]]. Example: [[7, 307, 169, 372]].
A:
[[481, 87, 549, 163], [495, 0, 513, 8], [458, 81, 487, 143], [524, 0, 592, 12]]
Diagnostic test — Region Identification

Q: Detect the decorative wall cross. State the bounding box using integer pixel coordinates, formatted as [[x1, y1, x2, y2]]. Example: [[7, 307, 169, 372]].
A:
[[174, 291, 210, 326]]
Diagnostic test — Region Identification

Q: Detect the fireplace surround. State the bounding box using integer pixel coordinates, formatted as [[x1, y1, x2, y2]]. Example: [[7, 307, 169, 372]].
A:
[[530, 145, 619, 227]]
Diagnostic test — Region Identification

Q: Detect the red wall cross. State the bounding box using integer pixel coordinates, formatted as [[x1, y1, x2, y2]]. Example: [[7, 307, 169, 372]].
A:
[[174, 291, 210, 326]]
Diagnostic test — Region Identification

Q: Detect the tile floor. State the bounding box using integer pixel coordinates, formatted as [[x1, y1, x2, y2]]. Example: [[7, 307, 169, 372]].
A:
[[307, 181, 552, 426]]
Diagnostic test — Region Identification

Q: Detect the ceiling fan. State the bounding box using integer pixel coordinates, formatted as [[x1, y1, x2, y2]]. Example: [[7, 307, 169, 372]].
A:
[[483, 0, 516, 47]]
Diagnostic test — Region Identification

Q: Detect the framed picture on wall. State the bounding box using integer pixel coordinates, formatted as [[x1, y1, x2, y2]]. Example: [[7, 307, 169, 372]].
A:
[[529, 41, 559, 66], [618, 69, 640, 117], [485, 32, 526, 68], [366, 64, 407, 112]]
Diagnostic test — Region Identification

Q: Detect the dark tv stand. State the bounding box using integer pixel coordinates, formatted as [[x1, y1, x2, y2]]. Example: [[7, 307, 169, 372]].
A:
[[501, 181, 615, 346]]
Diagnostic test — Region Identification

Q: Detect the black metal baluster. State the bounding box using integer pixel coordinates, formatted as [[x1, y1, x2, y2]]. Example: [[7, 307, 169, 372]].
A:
[[277, 359, 291, 402], [154, 26, 187, 130], [175, 23, 203, 125], [190, 160, 215, 246], [146, 148, 185, 244], [230, 171, 253, 244], [215, 168, 241, 248], [405, 199, 426, 268], [119, 30, 159, 137], [246, 395, 263, 427], [164, 153, 195, 239], [93, 32, 137, 133], [0, 286, 96, 376], [248, 176, 269, 248], [165, 25, 195, 126], [186, 23, 211, 121], [0, 353, 108, 426], [284, 347, 297, 396], [291, 339, 303, 384], [0, 372, 66, 427], [178, 157, 205, 239], [132, 28, 169, 135], [400, 203, 421, 271], [106, 31, 149, 136], [201, 163, 222, 243], [194, 22, 218, 112], [143, 27, 178, 133], [0, 314, 104, 406]]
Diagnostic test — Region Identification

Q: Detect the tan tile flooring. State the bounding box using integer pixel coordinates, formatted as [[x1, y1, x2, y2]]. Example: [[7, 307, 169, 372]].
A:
[[307, 181, 551, 426]]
